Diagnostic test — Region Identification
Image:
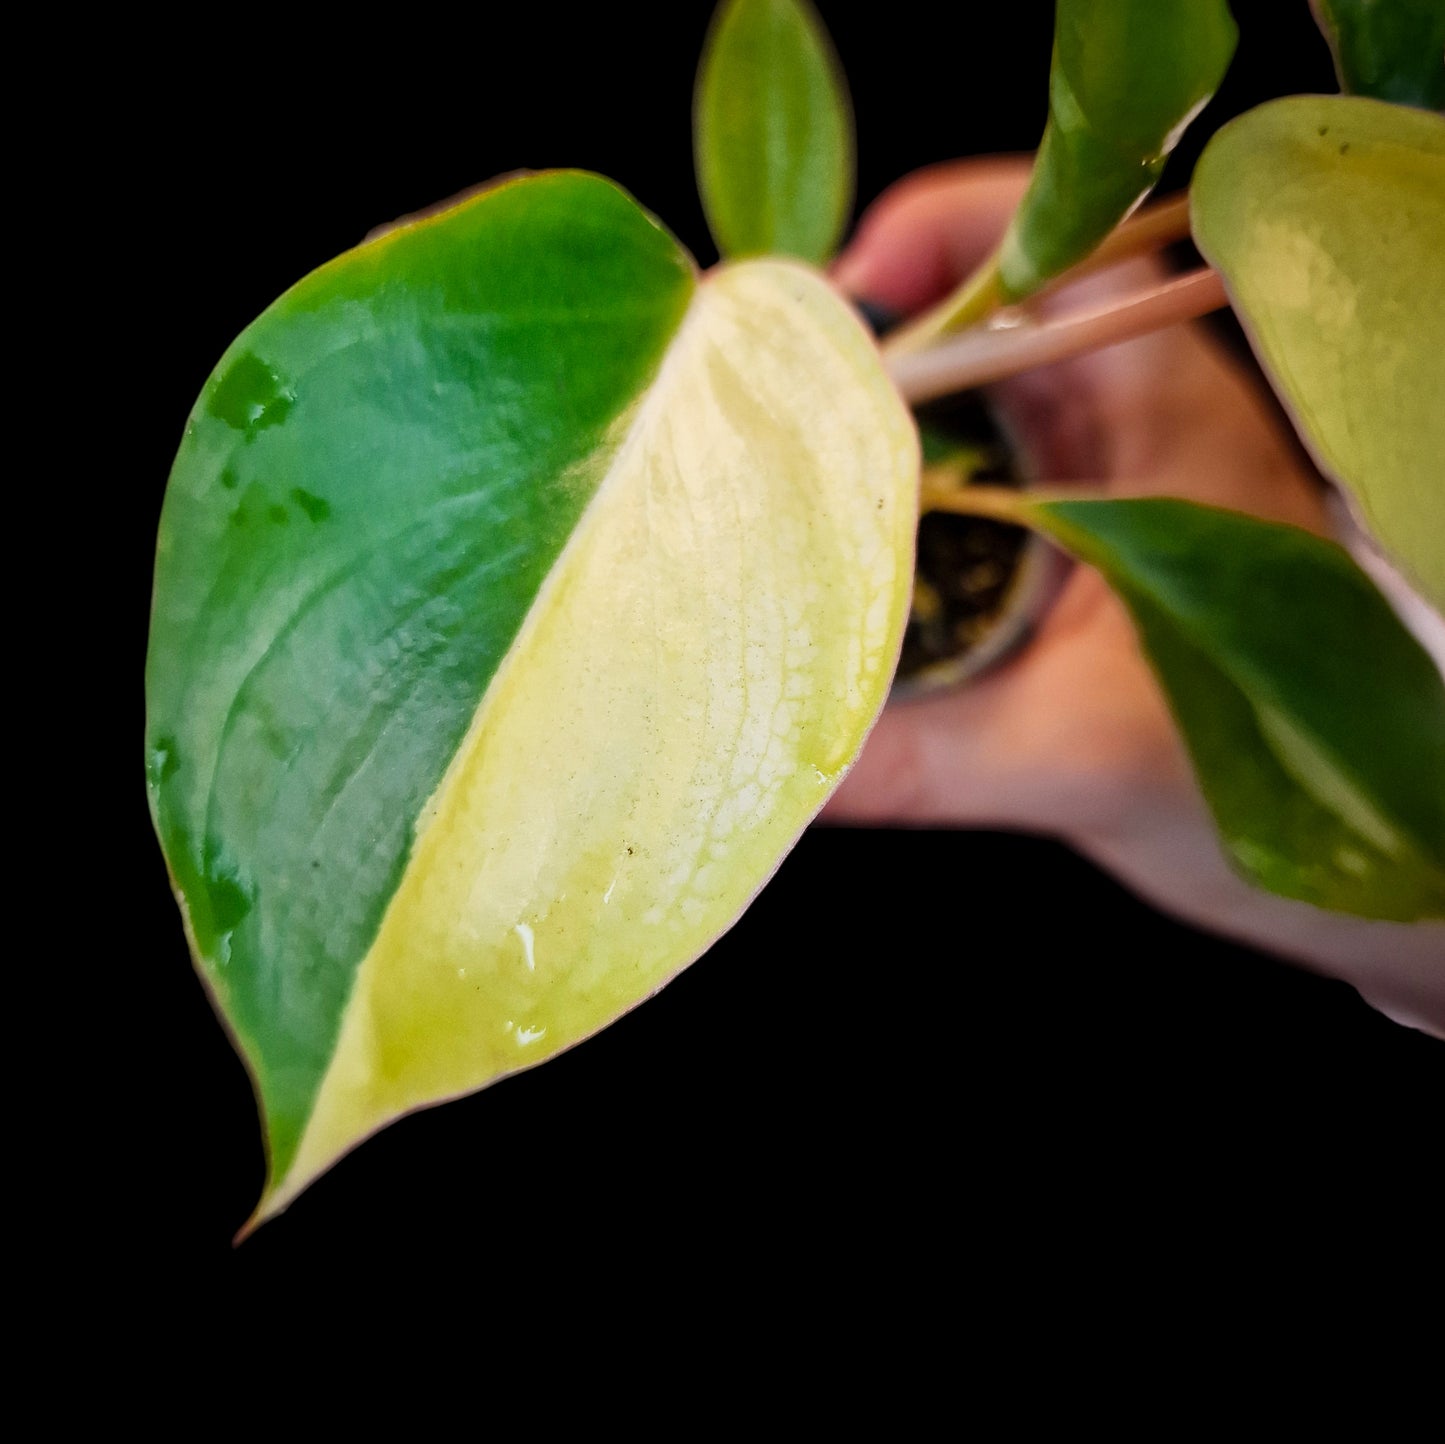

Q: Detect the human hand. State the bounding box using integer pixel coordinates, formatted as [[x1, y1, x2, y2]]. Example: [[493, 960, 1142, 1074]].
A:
[[824, 158, 1445, 1035]]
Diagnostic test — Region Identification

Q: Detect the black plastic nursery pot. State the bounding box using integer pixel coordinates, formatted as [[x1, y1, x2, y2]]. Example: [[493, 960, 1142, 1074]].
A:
[[892, 387, 1070, 699]]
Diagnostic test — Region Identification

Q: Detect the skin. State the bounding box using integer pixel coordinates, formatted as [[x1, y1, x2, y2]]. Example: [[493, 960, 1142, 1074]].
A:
[[824, 157, 1445, 1037]]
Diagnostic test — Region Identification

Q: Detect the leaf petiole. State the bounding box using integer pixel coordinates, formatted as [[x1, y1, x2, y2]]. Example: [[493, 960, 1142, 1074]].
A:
[[888, 266, 1227, 405], [881, 190, 1197, 363], [917, 482, 1103, 522]]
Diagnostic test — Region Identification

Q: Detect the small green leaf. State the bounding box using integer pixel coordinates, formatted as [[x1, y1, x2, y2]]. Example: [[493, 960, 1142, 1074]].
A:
[[997, 0, 1237, 299], [1312, 0, 1445, 109], [1192, 95, 1445, 612], [1021, 497, 1445, 921], [694, 0, 854, 264], [148, 172, 918, 1224]]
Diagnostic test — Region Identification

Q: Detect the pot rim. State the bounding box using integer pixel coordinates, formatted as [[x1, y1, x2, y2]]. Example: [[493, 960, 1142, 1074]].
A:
[[889, 392, 1073, 701]]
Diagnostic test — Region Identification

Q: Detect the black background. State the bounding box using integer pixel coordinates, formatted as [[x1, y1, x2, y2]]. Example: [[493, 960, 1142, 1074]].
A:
[[102, 2, 1441, 1312]]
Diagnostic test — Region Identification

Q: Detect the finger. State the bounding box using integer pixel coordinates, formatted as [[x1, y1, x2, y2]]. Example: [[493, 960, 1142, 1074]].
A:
[[831, 157, 1032, 313], [821, 666, 1040, 828]]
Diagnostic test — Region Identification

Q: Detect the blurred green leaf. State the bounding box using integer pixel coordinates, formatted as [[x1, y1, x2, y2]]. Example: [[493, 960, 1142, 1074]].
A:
[[694, 0, 854, 263], [1022, 497, 1445, 921], [1193, 95, 1445, 612], [997, 0, 1236, 299], [1312, 0, 1445, 109]]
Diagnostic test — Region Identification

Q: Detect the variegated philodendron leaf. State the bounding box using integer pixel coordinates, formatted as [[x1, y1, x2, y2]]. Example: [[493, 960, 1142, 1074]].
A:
[[1192, 96, 1445, 613], [146, 172, 918, 1227]]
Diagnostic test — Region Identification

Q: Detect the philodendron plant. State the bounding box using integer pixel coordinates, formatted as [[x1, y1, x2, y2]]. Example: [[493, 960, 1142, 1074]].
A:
[[146, 0, 1445, 1230]]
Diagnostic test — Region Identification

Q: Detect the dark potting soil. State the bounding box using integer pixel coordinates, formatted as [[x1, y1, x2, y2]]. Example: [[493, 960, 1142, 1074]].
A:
[[896, 389, 1029, 684]]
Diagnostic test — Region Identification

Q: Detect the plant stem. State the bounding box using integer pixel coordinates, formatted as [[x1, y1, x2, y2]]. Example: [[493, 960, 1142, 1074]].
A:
[[919, 483, 1030, 523], [880, 192, 1196, 361], [888, 266, 1228, 405], [919, 483, 1106, 522], [883, 252, 1004, 357]]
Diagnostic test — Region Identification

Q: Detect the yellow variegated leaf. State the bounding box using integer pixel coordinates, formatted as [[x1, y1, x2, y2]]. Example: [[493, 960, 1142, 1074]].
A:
[[1192, 97, 1445, 610], [146, 174, 918, 1226]]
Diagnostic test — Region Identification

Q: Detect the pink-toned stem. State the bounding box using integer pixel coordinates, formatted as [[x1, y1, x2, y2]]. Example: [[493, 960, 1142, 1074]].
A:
[[887, 266, 1229, 405], [882, 192, 1196, 358]]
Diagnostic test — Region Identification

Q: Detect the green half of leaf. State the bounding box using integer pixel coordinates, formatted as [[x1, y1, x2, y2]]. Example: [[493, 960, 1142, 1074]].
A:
[[996, 0, 1237, 300], [1192, 95, 1445, 613], [1018, 497, 1445, 922], [694, 0, 854, 264], [1312, 0, 1445, 110], [147, 172, 919, 1226]]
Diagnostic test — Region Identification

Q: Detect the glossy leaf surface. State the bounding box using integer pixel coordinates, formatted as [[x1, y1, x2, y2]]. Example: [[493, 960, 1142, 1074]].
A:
[[694, 0, 854, 264], [147, 173, 918, 1224], [997, 0, 1236, 299], [1023, 498, 1445, 921], [1311, 0, 1445, 109], [1192, 96, 1445, 612]]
